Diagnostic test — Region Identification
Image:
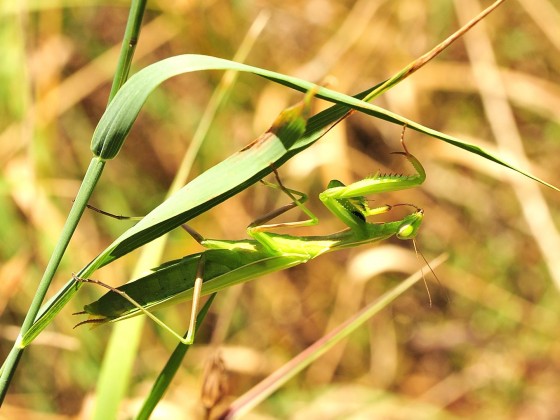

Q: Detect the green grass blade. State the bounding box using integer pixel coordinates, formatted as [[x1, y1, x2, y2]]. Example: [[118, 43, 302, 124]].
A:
[[86, 54, 558, 258], [135, 294, 216, 420], [90, 315, 143, 420], [22, 54, 557, 346], [90, 55, 556, 193]]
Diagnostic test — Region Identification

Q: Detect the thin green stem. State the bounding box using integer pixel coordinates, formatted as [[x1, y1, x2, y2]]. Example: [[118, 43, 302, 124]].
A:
[[0, 0, 148, 403], [0, 157, 106, 403], [108, 0, 147, 103]]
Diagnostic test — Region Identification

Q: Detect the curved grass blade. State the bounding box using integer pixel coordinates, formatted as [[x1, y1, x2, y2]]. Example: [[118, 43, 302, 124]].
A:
[[83, 54, 560, 258], [22, 55, 557, 346], [90, 55, 555, 191]]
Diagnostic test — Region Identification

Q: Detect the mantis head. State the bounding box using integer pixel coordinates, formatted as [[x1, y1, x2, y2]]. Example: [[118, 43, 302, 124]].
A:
[[393, 206, 441, 307], [396, 207, 424, 240]]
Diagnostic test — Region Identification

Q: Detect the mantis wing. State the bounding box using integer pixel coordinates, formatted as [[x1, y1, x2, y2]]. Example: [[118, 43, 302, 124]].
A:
[[83, 249, 304, 322]]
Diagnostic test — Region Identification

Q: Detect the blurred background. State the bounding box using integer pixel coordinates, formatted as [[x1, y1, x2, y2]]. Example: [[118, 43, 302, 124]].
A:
[[1, 0, 560, 418]]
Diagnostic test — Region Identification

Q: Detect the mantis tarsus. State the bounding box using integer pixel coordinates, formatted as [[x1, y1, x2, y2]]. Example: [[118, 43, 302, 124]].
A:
[[76, 126, 428, 344]]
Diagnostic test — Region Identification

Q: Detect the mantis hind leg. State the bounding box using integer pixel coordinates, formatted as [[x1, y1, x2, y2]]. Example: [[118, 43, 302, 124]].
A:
[[249, 167, 319, 233], [184, 254, 206, 344], [83, 203, 143, 221]]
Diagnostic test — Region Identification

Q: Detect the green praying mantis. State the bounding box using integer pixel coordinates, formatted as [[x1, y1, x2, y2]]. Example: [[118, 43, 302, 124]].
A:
[[75, 126, 429, 344]]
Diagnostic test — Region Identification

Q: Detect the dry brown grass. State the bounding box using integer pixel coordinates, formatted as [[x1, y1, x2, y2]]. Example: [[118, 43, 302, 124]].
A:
[[1, 0, 559, 418]]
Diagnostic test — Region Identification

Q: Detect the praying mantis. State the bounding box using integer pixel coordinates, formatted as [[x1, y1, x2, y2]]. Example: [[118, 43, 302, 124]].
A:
[[76, 126, 427, 344]]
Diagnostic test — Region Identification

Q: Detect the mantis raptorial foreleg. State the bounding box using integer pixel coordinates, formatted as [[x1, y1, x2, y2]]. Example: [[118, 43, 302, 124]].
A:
[[78, 125, 431, 344]]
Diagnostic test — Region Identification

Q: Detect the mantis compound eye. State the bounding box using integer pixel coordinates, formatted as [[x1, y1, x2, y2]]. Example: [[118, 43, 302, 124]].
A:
[[396, 209, 423, 240], [397, 223, 416, 239]]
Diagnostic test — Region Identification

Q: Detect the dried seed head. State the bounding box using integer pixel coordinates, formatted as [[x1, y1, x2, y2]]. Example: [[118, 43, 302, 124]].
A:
[[200, 351, 229, 413]]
